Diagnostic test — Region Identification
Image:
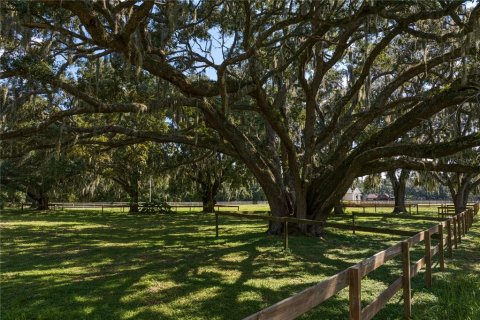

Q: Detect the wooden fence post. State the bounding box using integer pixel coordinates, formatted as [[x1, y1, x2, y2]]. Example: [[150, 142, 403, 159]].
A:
[[402, 241, 411, 318], [352, 214, 356, 235], [457, 215, 461, 243], [425, 230, 432, 288], [349, 266, 361, 320], [446, 219, 453, 258], [464, 211, 469, 232], [438, 223, 445, 271], [468, 210, 472, 229], [416, 204, 419, 215], [465, 211, 468, 231], [215, 212, 219, 238], [462, 212, 466, 237], [283, 219, 289, 250]]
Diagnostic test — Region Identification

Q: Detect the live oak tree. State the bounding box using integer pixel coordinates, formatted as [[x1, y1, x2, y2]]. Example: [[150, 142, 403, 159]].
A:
[[0, 148, 86, 210], [95, 144, 149, 213], [387, 96, 480, 213], [0, 87, 88, 209], [1, 1, 480, 234], [166, 148, 250, 212], [415, 98, 480, 213], [436, 171, 480, 213]]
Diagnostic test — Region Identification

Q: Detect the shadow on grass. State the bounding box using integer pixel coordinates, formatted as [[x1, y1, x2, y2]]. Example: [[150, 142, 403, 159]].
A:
[[1, 209, 477, 320]]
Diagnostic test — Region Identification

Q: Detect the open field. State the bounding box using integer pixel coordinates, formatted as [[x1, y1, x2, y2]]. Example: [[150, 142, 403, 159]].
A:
[[1, 207, 479, 320]]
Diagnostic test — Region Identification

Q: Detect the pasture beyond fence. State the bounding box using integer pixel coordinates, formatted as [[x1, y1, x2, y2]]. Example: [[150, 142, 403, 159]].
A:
[[223, 203, 479, 320]]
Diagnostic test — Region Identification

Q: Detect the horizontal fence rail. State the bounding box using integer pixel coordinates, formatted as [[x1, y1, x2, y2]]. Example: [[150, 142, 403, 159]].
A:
[[42, 202, 240, 212], [214, 211, 454, 249], [231, 204, 478, 320]]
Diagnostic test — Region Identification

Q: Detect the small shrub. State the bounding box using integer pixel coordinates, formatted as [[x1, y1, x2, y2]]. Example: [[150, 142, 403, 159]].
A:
[[139, 200, 173, 214]]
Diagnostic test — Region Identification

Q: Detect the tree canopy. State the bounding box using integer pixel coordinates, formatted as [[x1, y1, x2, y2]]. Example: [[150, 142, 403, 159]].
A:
[[1, 0, 479, 234]]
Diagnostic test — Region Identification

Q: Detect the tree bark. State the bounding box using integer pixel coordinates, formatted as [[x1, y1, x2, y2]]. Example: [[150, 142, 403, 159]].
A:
[[388, 170, 409, 213], [37, 195, 50, 210], [27, 189, 49, 210], [334, 202, 345, 215], [294, 188, 308, 233], [452, 190, 468, 214], [201, 180, 220, 213], [128, 181, 140, 213], [264, 189, 292, 235], [392, 186, 407, 213], [446, 174, 476, 214], [202, 201, 215, 213]]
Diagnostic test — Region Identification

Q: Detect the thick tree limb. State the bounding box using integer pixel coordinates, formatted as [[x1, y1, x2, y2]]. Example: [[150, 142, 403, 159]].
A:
[[360, 159, 480, 176]]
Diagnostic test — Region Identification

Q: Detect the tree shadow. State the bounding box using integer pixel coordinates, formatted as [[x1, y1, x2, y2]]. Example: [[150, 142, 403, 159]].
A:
[[1, 209, 475, 320]]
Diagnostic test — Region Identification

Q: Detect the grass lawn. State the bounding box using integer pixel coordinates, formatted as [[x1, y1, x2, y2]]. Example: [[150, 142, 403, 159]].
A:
[[1, 206, 479, 320]]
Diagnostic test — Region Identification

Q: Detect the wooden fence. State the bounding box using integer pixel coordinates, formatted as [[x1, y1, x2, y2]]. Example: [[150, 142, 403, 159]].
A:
[[216, 211, 447, 250], [48, 202, 239, 212], [342, 202, 418, 214], [241, 205, 478, 320], [342, 202, 479, 215]]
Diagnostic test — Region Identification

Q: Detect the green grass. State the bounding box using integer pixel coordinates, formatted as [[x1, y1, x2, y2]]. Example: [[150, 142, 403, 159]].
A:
[[1, 207, 478, 319]]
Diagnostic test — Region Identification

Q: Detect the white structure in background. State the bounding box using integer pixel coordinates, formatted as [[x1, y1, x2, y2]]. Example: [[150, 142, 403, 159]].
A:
[[343, 187, 362, 201]]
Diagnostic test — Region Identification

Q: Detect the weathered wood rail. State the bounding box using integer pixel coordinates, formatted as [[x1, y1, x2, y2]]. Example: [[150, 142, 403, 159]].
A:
[[240, 205, 478, 320], [342, 202, 418, 214], [48, 202, 240, 212], [342, 202, 479, 215], [215, 211, 452, 249], [436, 203, 478, 218]]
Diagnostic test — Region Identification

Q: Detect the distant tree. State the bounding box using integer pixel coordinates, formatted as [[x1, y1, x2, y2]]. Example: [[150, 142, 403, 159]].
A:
[[166, 147, 251, 212], [417, 100, 480, 212], [0, 150, 85, 209]]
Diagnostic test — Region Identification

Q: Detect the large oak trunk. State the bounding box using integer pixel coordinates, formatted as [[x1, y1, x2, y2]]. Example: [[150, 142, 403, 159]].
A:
[[264, 189, 292, 235], [129, 190, 139, 213], [27, 189, 49, 210], [37, 196, 49, 210], [201, 179, 220, 213], [388, 170, 409, 213], [392, 183, 407, 213], [448, 178, 473, 214], [334, 202, 345, 215], [202, 191, 216, 213], [202, 200, 216, 213], [452, 190, 468, 214], [263, 176, 350, 237]]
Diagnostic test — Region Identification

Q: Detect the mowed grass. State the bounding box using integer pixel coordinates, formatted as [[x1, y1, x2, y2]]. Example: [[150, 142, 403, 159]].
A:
[[1, 206, 479, 320]]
